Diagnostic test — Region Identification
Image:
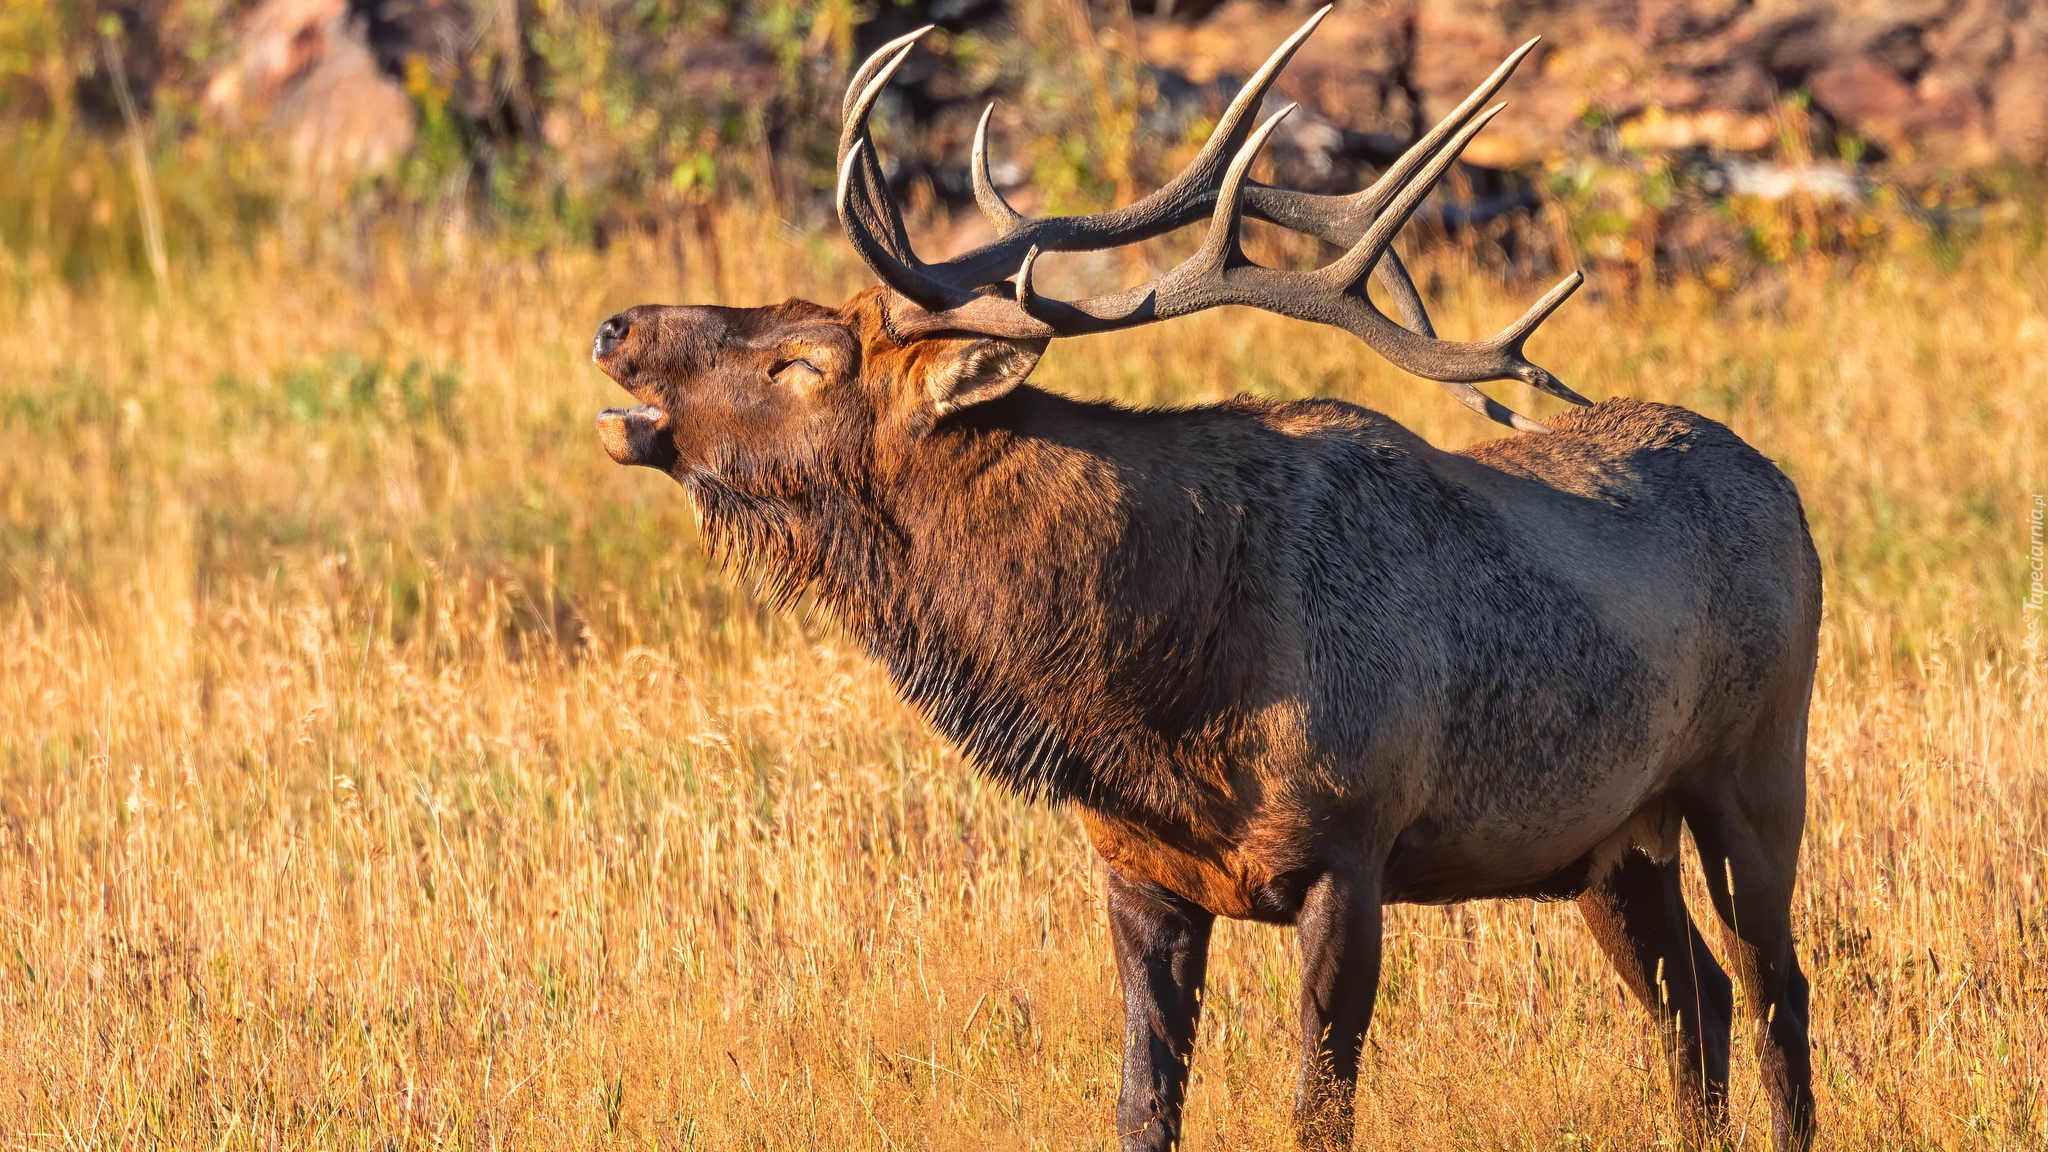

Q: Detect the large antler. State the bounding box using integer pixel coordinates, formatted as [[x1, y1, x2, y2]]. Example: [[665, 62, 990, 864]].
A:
[[840, 10, 1438, 327], [837, 7, 1586, 432]]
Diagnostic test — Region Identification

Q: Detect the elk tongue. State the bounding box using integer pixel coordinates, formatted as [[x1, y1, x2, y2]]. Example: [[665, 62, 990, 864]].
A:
[[595, 405, 678, 470]]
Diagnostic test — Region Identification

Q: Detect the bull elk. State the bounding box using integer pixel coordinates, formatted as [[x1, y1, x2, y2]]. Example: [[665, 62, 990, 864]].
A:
[[589, 9, 1819, 1149]]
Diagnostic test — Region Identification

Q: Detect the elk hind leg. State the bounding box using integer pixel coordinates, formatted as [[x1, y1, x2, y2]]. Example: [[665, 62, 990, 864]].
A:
[[1688, 735, 1816, 1152], [1577, 845, 1734, 1139]]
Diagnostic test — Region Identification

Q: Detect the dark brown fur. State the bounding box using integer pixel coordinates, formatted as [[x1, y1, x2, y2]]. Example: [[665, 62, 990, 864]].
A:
[[592, 288, 1821, 1150]]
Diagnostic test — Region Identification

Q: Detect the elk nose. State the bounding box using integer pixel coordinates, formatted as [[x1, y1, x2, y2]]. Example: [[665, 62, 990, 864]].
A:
[[592, 314, 631, 361]]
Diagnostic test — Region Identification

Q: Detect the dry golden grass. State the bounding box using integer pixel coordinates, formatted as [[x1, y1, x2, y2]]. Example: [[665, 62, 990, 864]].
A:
[[1, 216, 2044, 1150]]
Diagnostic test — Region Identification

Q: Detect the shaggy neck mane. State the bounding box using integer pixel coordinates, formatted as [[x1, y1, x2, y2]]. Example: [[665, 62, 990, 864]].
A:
[[685, 389, 1267, 826]]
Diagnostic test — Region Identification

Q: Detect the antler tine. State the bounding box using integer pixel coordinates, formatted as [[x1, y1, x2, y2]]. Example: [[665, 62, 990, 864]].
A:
[[843, 25, 934, 121], [838, 31, 935, 273], [1014, 245, 1042, 306], [1486, 270, 1589, 403], [1333, 39, 1539, 235], [837, 141, 977, 313], [839, 33, 925, 181], [1317, 104, 1506, 292], [1373, 248, 1437, 337], [1190, 104, 1297, 274], [1439, 381, 1556, 433], [837, 36, 985, 310], [970, 104, 1026, 236], [1102, 5, 1328, 237]]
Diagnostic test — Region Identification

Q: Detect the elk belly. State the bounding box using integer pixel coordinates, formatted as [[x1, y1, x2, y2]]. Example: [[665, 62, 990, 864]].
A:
[[1383, 793, 1682, 903]]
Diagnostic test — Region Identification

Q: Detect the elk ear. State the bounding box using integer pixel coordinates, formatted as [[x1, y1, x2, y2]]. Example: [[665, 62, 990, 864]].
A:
[[924, 336, 1048, 418]]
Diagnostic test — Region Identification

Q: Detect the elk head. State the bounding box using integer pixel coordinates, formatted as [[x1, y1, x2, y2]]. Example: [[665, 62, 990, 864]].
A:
[[594, 5, 1587, 499], [591, 293, 1047, 484]]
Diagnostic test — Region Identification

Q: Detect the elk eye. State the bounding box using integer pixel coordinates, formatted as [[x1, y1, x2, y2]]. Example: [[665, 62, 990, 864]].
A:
[[770, 357, 823, 382]]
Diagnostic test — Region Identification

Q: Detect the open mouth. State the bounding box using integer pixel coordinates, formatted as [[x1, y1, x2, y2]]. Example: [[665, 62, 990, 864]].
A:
[[594, 404, 678, 470]]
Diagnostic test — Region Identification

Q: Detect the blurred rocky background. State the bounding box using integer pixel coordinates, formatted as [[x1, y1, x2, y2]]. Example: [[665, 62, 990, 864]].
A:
[[5, 0, 2044, 287]]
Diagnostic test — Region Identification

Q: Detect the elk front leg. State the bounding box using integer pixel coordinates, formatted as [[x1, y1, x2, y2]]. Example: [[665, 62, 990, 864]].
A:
[[1294, 871, 1383, 1150], [1108, 867, 1215, 1152]]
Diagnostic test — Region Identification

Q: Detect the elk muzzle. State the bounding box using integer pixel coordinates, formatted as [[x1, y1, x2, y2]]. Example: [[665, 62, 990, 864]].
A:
[[593, 314, 631, 361], [595, 405, 678, 470]]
